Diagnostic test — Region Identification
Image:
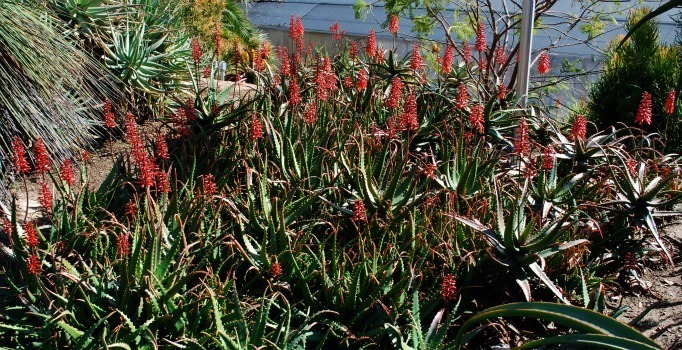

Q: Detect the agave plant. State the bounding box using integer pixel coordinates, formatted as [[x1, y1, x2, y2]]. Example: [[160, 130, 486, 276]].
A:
[[456, 180, 586, 304]]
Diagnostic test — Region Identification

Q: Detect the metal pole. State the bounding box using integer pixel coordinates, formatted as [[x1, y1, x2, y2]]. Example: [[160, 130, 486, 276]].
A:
[[516, 0, 536, 108]]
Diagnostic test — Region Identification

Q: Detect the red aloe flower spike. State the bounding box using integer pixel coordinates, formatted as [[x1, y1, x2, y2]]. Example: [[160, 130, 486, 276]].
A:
[[349, 41, 358, 59], [366, 29, 377, 59], [343, 76, 353, 88], [213, 23, 221, 57], [541, 146, 555, 170], [570, 115, 587, 141], [441, 274, 457, 302], [136, 154, 156, 189], [538, 52, 550, 75], [455, 84, 469, 110], [27, 254, 41, 275], [386, 77, 403, 110], [388, 14, 399, 35], [155, 134, 169, 160], [116, 234, 131, 257], [351, 199, 367, 223], [357, 69, 368, 91], [250, 115, 264, 140], [156, 170, 171, 194], [330, 21, 342, 40], [202, 174, 218, 196], [23, 222, 39, 248], [475, 22, 486, 52], [441, 45, 454, 74], [400, 92, 418, 131], [11, 137, 30, 175], [191, 37, 202, 65], [124, 201, 137, 218], [664, 89, 676, 116], [635, 91, 652, 126], [495, 46, 507, 66], [514, 117, 530, 156], [276, 46, 291, 77], [33, 138, 50, 174], [38, 182, 53, 211], [288, 77, 301, 106], [462, 41, 472, 62], [269, 261, 283, 278], [60, 159, 77, 186], [304, 101, 318, 125], [103, 100, 116, 129], [468, 104, 485, 134], [410, 42, 423, 72]]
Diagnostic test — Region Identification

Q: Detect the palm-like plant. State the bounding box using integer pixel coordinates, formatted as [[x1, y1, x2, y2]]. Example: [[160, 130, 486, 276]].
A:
[[0, 1, 119, 172]]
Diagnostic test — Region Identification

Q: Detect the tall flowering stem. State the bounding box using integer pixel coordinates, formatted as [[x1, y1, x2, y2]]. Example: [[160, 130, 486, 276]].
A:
[[441, 45, 454, 75], [538, 52, 550, 75], [11, 137, 30, 175], [366, 29, 377, 59], [570, 115, 587, 141], [468, 104, 485, 134], [462, 41, 472, 63], [664, 89, 676, 116], [33, 138, 50, 175], [388, 14, 399, 36], [635, 91, 652, 126], [455, 84, 469, 110], [409, 43, 423, 74], [514, 117, 530, 157], [386, 77, 403, 110], [475, 22, 486, 52], [400, 92, 418, 131]]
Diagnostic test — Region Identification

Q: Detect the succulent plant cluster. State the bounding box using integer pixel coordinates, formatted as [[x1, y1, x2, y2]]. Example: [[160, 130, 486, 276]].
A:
[[0, 12, 677, 350]]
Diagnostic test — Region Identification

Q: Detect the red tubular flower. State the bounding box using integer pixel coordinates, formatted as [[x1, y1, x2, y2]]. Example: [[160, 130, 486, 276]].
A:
[[203, 65, 212, 78], [366, 29, 377, 59], [349, 41, 358, 60], [213, 23, 221, 57], [386, 77, 403, 110], [27, 254, 41, 275], [60, 159, 77, 186], [455, 84, 469, 110], [388, 14, 399, 35], [269, 261, 283, 278], [38, 182, 53, 211], [11, 137, 30, 175], [514, 117, 530, 156], [410, 43, 423, 72], [155, 134, 169, 160], [441, 45, 454, 74], [400, 92, 418, 131], [116, 234, 130, 257], [351, 199, 367, 223], [136, 154, 156, 189], [124, 201, 137, 218], [202, 174, 217, 196], [276, 46, 290, 77], [156, 170, 171, 194], [495, 46, 507, 66], [357, 69, 368, 91], [330, 21, 342, 40], [250, 115, 264, 140], [289, 16, 305, 52], [664, 89, 676, 116], [538, 52, 550, 75], [23, 222, 39, 248], [541, 146, 554, 170], [304, 101, 317, 125], [103, 100, 116, 129], [475, 21, 486, 52], [343, 76, 353, 88], [462, 41, 472, 62], [289, 78, 301, 106], [570, 115, 587, 141], [422, 162, 437, 179], [468, 104, 485, 134], [33, 138, 50, 174], [191, 37, 202, 65], [441, 274, 457, 302], [635, 91, 652, 126]]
